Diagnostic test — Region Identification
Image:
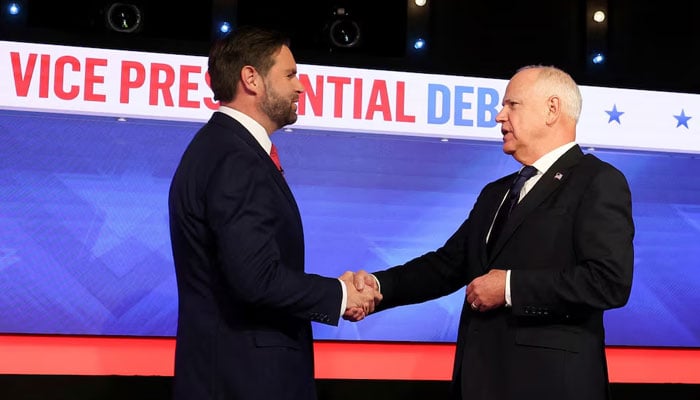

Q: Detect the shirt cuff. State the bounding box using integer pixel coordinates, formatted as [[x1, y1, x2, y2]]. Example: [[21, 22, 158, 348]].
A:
[[371, 274, 381, 293], [505, 269, 512, 307], [338, 279, 348, 317]]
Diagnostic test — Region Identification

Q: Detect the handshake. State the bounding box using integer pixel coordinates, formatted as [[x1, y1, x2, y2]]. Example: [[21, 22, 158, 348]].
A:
[[339, 270, 382, 322]]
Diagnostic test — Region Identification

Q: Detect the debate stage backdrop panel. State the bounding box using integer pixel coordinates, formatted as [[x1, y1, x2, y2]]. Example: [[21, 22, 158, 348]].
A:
[[1, 109, 699, 347]]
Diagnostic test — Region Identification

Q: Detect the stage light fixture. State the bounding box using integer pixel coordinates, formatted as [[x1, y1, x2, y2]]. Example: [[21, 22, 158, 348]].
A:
[[327, 7, 361, 48], [593, 10, 606, 23], [414, 0, 427, 6], [105, 3, 142, 33], [592, 52, 605, 64], [219, 21, 231, 34], [8, 2, 20, 15], [413, 38, 425, 50], [1, 0, 26, 27]]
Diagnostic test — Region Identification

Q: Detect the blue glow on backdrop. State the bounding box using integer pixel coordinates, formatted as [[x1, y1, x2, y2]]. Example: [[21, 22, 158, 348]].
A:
[[0, 109, 699, 347]]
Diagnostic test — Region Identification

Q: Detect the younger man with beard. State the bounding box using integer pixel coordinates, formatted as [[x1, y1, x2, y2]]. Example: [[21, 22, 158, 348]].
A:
[[168, 26, 379, 400]]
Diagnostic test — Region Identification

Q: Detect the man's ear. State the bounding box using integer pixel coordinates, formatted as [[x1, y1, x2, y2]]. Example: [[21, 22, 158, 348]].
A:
[[545, 95, 561, 126], [240, 65, 259, 92]]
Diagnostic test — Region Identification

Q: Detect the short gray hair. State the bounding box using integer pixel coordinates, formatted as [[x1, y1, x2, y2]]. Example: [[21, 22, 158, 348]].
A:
[[518, 65, 582, 122]]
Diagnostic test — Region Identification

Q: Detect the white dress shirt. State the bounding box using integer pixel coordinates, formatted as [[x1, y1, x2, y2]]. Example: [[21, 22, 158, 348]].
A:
[[504, 142, 577, 306]]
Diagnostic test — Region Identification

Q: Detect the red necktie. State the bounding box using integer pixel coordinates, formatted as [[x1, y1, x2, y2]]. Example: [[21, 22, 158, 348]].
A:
[[270, 144, 284, 175]]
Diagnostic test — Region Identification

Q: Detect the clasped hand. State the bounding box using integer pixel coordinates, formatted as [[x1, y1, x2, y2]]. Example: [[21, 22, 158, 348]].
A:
[[465, 269, 507, 312], [339, 270, 382, 322]]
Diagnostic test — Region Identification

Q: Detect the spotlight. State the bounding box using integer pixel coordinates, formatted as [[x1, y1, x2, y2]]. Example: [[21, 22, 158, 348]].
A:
[[8, 2, 20, 15], [591, 52, 605, 64], [327, 7, 361, 48], [415, 0, 427, 6], [413, 38, 425, 50], [218, 21, 231, 34], [2, 1, 26, 26], [105, 3, 142, 33], [593, 10, 606, 23]]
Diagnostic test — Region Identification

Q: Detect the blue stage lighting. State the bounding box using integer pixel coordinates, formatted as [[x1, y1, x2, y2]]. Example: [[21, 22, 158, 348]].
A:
[[592, 52, 605, 64], [219, 22, 231, 34], [413, 38, 426, 50], [8, 2, 21, 15]]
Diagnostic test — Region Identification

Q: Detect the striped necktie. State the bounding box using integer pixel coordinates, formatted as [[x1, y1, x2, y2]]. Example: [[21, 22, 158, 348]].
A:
[[487, 165, 538, 256]]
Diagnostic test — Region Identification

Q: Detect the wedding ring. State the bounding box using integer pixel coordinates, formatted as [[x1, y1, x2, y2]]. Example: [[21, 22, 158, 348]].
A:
[[471, 301, 479, 310]]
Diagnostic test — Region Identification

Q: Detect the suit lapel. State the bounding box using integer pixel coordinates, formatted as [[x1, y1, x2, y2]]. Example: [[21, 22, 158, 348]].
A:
[[487, 145, 584, 262], [212, 112, 300, 211], [480, 176, 514, 266]]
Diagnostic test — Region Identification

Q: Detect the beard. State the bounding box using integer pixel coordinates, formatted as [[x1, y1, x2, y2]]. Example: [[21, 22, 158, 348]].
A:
[[260, 81, 297, 129]]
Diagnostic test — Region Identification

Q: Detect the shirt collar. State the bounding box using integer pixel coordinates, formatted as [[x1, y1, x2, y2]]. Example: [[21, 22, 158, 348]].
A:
[[218, 105, 272, 155], [530, 142, 576, 174]]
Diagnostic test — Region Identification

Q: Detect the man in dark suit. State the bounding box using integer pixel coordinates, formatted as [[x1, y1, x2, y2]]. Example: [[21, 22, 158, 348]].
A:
[[168, 26, 378, 400], [351, 65, 634, 400]]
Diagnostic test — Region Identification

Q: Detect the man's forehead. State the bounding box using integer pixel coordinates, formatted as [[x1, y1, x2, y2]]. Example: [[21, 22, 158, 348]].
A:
[[271, 46, 296, 68]]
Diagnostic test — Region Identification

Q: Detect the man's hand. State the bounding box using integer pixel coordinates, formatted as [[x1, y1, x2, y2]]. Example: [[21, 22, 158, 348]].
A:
[[466, 269, 507, 312], [351, 269, 379, 292], [339, 270, 382, 321]]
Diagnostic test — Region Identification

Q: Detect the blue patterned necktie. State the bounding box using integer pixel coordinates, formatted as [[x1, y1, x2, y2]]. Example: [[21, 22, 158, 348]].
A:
[[487, 165, 538, 256]]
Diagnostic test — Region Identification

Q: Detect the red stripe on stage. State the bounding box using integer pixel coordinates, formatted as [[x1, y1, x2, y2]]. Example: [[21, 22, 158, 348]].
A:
[[0, 335, 698, 383]]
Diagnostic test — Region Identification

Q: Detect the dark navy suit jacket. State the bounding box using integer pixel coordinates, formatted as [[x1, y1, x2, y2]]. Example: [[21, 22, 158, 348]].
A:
[[169, 112, 342, 400], [374, 145, 634, 400]]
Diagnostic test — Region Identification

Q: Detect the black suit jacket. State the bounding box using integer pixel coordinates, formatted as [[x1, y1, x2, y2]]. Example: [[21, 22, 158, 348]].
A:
[[168, 112, 343, 400], [373, 145, 634, 400]]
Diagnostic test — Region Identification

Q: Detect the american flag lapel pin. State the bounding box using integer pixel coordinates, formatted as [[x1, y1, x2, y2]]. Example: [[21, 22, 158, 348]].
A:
[[554, 172, 563, 180]]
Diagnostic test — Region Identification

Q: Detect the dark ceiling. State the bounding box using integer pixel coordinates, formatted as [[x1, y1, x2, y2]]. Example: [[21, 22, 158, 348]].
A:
[[1, 0, 698, 94]]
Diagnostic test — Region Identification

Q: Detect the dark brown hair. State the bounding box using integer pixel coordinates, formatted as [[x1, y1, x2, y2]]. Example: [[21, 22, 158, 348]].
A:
[[208, 26, 290, 103]]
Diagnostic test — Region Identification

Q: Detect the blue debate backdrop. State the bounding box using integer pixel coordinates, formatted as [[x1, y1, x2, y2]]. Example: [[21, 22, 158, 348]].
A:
[[0, 108, 699, 347]]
